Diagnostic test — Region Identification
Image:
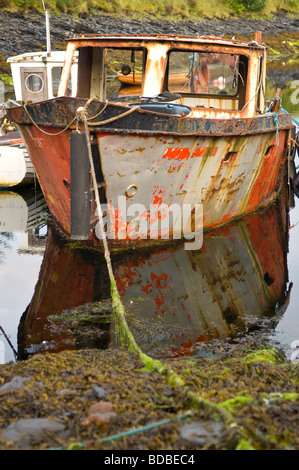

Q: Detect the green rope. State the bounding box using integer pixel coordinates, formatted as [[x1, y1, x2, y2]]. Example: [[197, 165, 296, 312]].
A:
[[64, 107, 258, 452], [265, 99, 281, 145], [99, 411, 194, 443], [265, 101, 299, 146], [80, 112, 184, 385]]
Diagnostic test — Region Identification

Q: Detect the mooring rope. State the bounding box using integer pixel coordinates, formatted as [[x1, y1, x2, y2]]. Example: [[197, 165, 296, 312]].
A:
[[77, 108, 179, 380], [80, 109, 129, 348], [76, 99, 146, 352], [81, 96, 140, 126], [22, 98, 140, 136], [23, 102, 78, 136]]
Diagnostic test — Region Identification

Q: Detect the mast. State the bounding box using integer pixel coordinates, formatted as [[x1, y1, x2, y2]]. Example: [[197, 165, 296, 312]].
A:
[[42, 0, 51, 56]]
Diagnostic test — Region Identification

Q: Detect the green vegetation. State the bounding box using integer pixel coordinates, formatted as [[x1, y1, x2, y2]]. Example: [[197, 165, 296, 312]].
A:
[[0, 73, 13, 85], [0, 342, 298, 450], [0, 0, 298, 19]]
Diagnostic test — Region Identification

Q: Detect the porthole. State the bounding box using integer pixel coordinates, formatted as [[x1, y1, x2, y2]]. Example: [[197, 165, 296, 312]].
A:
[[222, 151, 237, 165], [264, 145, 274, 158], [25, 74, 44, 93]]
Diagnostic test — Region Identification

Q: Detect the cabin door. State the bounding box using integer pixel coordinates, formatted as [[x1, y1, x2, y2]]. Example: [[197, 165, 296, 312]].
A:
[[20, 68, 48, 101]]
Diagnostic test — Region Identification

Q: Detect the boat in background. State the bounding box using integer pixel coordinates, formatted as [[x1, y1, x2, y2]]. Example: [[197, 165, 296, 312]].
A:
[[118, 71, 187, 87], [0, 9, 78, 187], [0, 187, 49, 254], [7, 31, 295, 251], [0, 131, 34, 187], [0, 187, 49, 255]]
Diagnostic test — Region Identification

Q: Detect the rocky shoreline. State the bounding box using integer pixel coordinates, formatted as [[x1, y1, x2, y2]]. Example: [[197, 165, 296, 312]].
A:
[[0, 10, 298, 60], [0, 341, 298, 450]]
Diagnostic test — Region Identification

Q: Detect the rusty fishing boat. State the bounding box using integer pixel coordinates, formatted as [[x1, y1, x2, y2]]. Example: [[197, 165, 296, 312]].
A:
[[6, 31, 294, 251]]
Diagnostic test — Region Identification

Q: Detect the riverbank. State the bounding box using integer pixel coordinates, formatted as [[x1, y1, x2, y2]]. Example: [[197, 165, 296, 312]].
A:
[[0, 10, 298, 73], [0, 336, 298, 450]]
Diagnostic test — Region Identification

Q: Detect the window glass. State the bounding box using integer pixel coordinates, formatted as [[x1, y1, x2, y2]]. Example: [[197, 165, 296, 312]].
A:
[[52, 67, 62, 97], [105, 48, 145, 102], [52, 67, 73, 97], [168, 51, 239, 96], [25, 74, 43, 93]]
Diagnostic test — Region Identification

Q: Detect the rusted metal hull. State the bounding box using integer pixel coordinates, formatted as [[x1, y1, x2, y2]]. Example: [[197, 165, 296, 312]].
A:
[[97, 130, 286, 233], [18, 191, 289, 358], [7, 97, 292, 251]]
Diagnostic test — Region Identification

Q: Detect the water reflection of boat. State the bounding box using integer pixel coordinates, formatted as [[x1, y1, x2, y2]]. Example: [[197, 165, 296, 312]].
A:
[[18, 190, 290, 359], [0, 188, 49, 253]]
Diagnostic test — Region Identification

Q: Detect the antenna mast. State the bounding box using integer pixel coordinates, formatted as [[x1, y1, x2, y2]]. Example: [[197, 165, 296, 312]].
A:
[[42, 1, 51, 56]]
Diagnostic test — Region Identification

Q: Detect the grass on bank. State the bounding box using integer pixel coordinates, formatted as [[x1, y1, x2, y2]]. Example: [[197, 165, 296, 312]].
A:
[[0, 0, 298, 20]]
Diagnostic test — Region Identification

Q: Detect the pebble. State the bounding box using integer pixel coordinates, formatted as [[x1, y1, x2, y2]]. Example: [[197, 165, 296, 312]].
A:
[[0, 376, 32, 392], [1, 418, 68, 447], [180, 420, 225, 445], [91, 385, 107, 399], [84, 401, 117, 426]]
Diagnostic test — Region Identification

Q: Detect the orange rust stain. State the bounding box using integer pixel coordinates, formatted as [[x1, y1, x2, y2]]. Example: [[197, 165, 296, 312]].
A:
[[97, 132, 113, 139], [114, 263, 140, 294], [153, 195, 163, 205], [191, 147, 218, 158], [130, 147, 145, 153], [163, 147, 190, 160], [114, 207, 127, 237], [167, 331, 220, 358], [169, 162, 185, 172], [154, 291, 165, 312], [245, 197, 287, 299], [220, 204, 238, 224], [22, 126, 72, 232], [245, 134, 285, 212], [163, 147, 218, 161], [141, 283, 152, 294]]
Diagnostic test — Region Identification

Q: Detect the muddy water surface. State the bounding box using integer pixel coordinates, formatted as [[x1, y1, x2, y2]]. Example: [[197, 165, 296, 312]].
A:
[[0, 59, 298, 364]]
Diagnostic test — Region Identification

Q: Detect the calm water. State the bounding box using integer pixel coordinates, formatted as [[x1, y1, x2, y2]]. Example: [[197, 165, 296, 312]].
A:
[[0, 58, 298, 364]]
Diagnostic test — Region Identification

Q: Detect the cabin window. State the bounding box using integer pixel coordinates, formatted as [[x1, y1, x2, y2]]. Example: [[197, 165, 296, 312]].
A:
[[104, 48, 146, 102], [52, 67, 62, 97], [76, 47, 146, 102], [167, 51, 241, 97], [52, 67, 73, 97]]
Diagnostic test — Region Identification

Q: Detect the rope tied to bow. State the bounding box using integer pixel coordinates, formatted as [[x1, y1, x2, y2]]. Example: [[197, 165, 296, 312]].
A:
[[21, 96, 140, 136], [75, 97, 140, 127]]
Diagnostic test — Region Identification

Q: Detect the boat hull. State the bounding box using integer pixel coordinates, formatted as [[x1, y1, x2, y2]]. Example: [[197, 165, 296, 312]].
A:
[[7, 98, 292, 251]]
